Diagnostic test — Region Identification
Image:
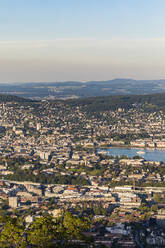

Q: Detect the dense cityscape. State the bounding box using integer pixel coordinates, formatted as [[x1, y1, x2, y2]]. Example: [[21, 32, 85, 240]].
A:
[[1, 0, 165, 246], [0, 95, 163, 246]]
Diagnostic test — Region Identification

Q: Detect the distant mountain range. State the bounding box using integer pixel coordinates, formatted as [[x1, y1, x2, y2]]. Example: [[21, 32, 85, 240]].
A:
[[1, 79, 165, 99]]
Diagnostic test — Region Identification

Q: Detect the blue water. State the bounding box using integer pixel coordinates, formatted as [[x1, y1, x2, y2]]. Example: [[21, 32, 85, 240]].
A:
[[103, 147, 165, 162]]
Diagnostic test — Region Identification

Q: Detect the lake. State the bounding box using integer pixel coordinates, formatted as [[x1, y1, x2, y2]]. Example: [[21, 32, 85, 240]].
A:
[[100, 147, 165, 162]]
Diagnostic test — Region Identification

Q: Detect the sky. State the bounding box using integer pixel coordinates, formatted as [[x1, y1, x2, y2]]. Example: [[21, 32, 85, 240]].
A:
[[0, 0, 165, 82]]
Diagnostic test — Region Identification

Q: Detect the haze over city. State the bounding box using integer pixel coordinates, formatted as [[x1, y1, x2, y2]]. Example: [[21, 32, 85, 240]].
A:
[[1, 0, 165, 82], [2, 1, 165, 247]]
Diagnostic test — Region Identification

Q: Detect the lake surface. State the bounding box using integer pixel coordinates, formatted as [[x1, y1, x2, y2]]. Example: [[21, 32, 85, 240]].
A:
[[101, 147, 165, 162]]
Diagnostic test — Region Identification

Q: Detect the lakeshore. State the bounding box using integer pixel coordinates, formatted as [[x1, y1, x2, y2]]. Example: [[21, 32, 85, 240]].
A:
[[99, 147, 165, 162]]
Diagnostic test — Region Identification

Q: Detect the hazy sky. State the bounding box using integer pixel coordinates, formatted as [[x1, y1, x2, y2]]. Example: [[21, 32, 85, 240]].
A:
[[0, 0, 165, 82]]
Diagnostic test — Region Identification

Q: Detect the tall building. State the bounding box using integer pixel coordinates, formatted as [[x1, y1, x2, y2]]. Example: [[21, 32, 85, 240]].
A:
[[8, 196, 18, 208], [36, 123, 41, 131]]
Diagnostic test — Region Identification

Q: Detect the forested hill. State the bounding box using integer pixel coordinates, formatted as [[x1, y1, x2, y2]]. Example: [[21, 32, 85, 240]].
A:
[[0, 94, 33, 103], [1, 92, 165, 113], [66, 93, 165, 112]]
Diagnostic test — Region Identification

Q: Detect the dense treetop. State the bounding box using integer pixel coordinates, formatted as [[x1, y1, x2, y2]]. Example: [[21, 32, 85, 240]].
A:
[[1, 92, 165, 113]]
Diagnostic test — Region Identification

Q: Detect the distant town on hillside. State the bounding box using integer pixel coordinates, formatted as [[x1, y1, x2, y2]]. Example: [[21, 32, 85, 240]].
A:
[[1, 78, 165, 99]]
